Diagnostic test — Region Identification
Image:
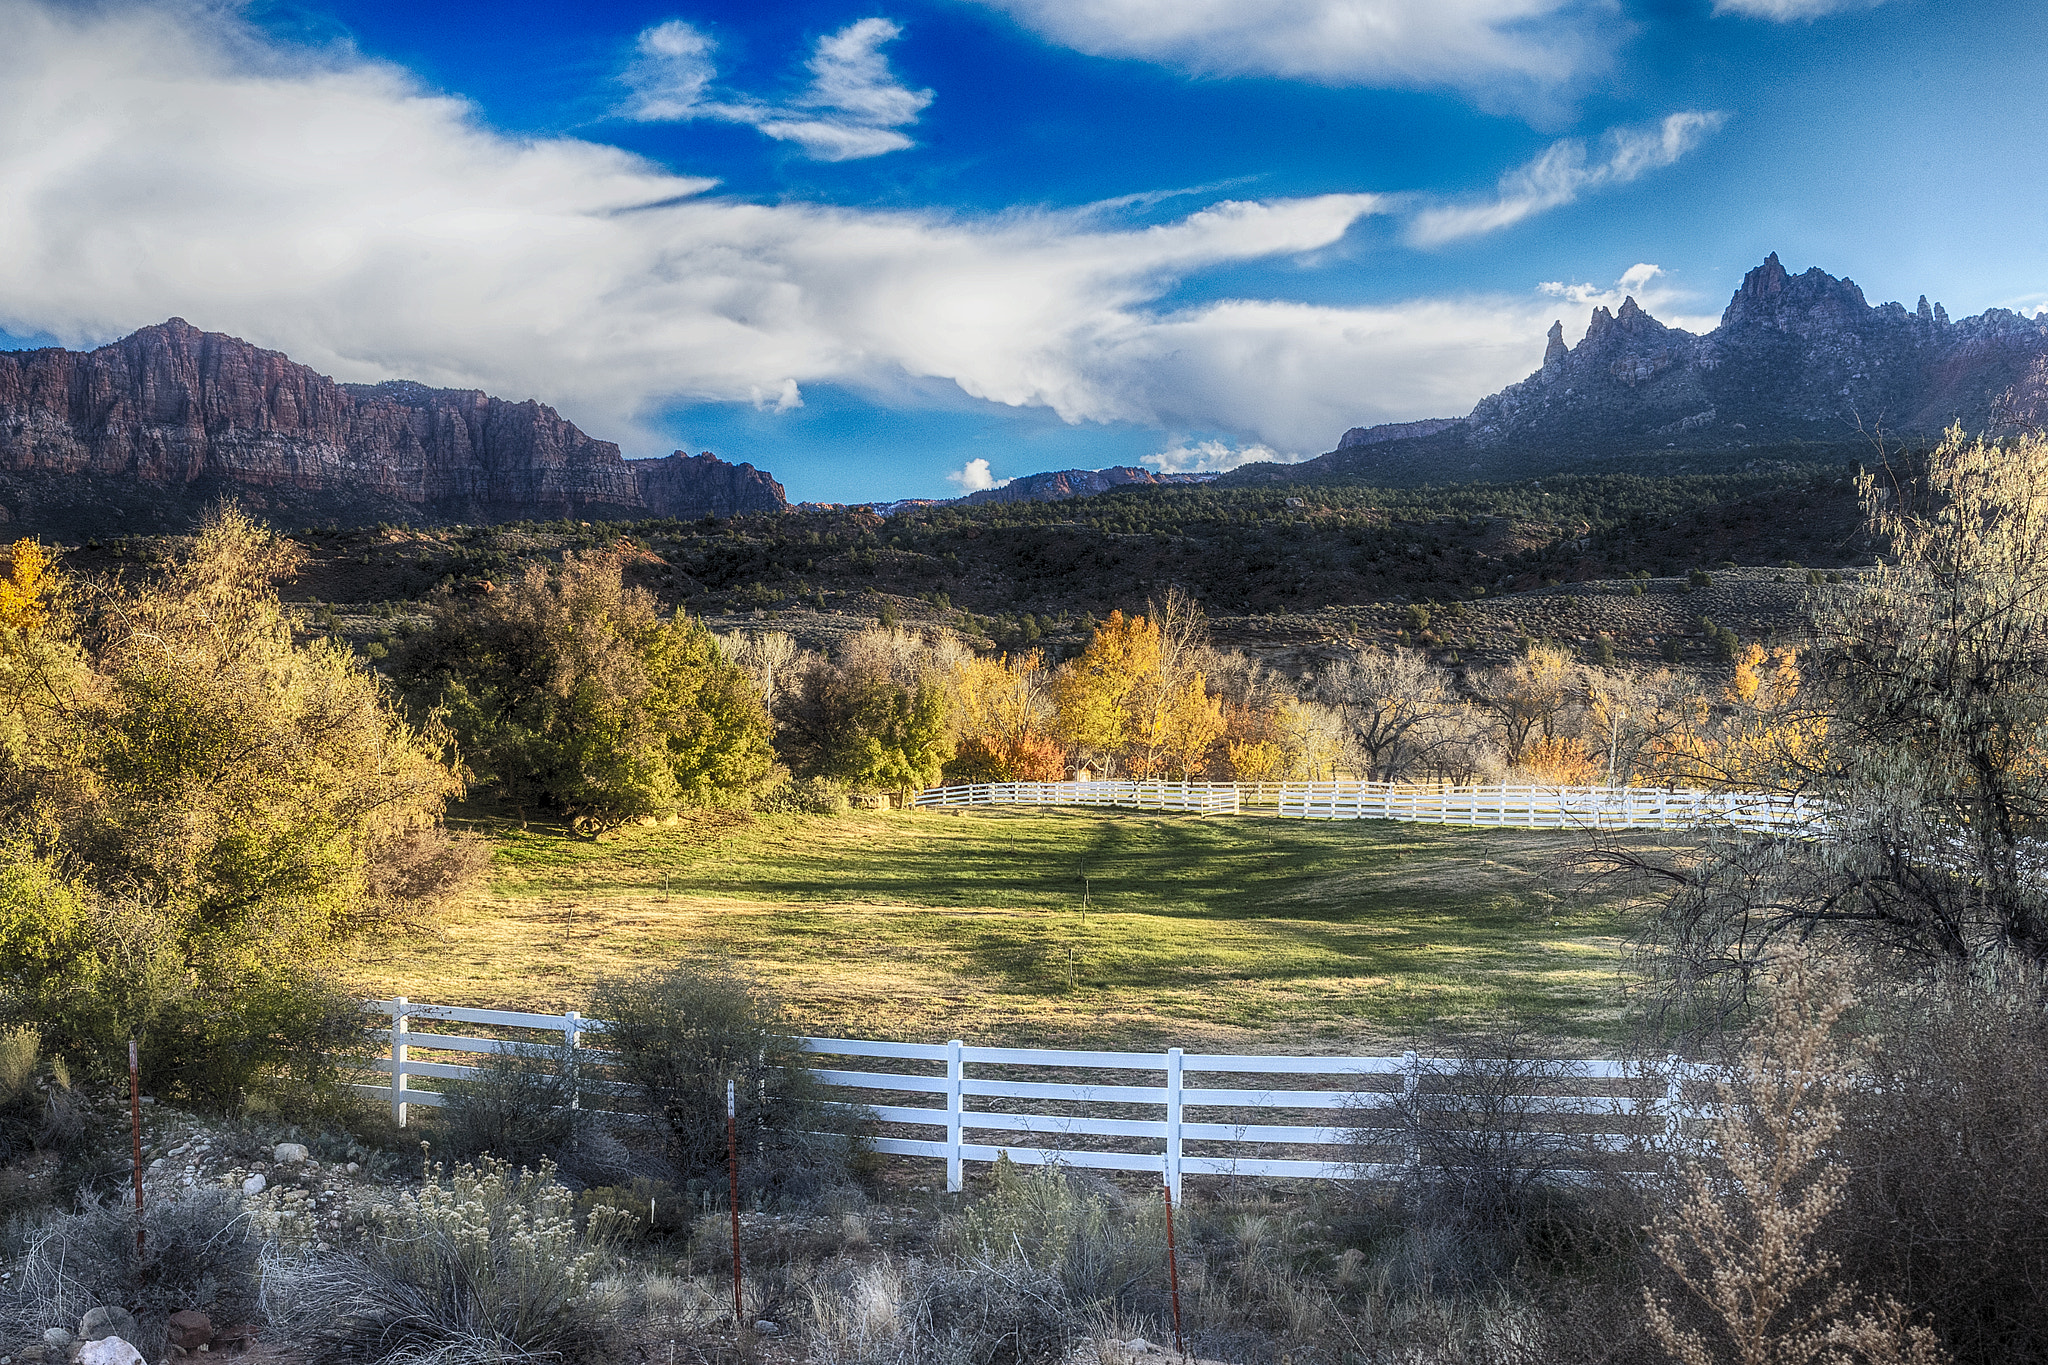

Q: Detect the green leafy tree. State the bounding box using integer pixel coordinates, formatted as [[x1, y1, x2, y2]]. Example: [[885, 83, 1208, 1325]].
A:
[[403, 549, 773, 828], [780, 660, 950, 793], [0, 506, 470, 1103]]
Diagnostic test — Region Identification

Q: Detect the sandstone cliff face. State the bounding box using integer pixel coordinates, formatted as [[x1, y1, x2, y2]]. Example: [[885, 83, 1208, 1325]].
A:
[[1461, 254, 2048, 457], [632, 451, 786, 518], [0, 320, 787, 527]]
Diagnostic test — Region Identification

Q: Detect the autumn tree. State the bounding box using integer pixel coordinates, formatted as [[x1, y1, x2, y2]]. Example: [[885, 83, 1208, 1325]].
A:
[[1475, 642, 1586, 772], [1051, 609, 1160, 765], [1640, 645, 1827, 791], [947, 650, 1064, 782], [1051, 590, 1226, 779], [1631, 428, 2048, 1030]]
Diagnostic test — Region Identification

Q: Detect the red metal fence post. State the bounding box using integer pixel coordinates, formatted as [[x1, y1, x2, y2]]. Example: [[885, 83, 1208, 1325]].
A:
[[727, 1078, 743, 1326]]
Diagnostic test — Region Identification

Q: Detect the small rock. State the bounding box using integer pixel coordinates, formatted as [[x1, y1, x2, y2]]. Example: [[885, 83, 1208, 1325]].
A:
[[40, 1332, 72, 1353], [77, 1339, 143, 1365], [241, 1174, 266, 1195], [166, 1311, 213, 1353], [344, 1162, 359, 1174], [1124, 1339, 1154, 1354], [272, 1143, 309, 1164], [753, 1321, 779, 1335], [77, 1308, 136, 1344]]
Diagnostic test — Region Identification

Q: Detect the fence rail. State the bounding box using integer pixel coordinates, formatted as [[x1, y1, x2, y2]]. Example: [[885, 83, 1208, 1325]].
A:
[[913, 780, 1819, 834], [912, 781, 1242, 815], [353, 999, 1688, 1197]]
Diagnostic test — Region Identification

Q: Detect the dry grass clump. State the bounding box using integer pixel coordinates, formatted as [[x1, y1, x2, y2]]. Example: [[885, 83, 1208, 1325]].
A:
[[263, 1155, 634, 1365], [0, 1190, 256, 1357]]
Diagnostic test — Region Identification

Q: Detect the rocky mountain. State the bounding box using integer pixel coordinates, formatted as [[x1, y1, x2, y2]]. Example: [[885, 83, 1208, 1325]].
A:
[[0, 319, 786, 528], [1251, 254, 2048, 486], [1335, 418, 1462, 449], [958, 465, 1213, 507], [859, 464, 1215, 517], [630, 451, 786, 520]]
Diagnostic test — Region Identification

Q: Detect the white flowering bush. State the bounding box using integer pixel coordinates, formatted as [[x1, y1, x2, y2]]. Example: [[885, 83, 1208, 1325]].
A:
[[265, 1153, 634, 1365]]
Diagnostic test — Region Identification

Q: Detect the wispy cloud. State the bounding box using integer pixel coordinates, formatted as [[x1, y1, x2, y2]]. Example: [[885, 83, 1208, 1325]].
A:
[[946, 458, 1010, 491], [1407, 111, 1726, 246], [1144, 439, 1294, 473], [1711, 0, 1890, 19], [621, 16, 932, 161], [966, 0, 1627, 111]]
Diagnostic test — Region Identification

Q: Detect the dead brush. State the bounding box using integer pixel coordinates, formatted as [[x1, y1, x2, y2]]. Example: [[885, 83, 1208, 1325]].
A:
[[1644, 949, 1950, 1365]]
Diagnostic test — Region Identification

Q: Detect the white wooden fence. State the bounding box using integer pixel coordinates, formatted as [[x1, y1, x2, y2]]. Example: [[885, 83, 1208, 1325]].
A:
[[354, 999, 1684, 1197], [913, 779, 1820, 834], [912, 780, 1242, 815]]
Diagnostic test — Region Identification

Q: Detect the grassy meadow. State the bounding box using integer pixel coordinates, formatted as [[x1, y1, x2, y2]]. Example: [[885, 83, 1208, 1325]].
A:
[[347, 807, 1676, 1053]]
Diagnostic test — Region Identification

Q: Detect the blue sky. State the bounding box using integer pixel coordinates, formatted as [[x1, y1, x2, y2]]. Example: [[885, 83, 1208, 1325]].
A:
[[0, 0, 2042, 502]]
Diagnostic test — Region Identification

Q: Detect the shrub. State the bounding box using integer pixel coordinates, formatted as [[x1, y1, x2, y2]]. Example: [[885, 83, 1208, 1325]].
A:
[[1645, 953, 1950, 1365], [0, 1026, 108, 1217], [578, 1176, 688, 1242], [265, 1156, 629, 1365], [589, 963, 871, 1203], [756, 774, 851, 815], [1829, 964, 2048, 1364], [0, 1190, 256, 1356], [144, 970, 375, 1120], [951, 1157, 1159, 1314], [433, 1041, 586, 1170], [1349, 1047, 1625, 1289]]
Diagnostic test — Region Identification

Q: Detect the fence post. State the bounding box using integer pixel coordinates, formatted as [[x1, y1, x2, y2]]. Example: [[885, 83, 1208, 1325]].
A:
[[946, 1038, 964, 1194], [1664, 1054, 1684, 1150], [1166, 1047, 1184, 1202], [390, 997, 409, 1128], [564, 1010, 582, 1115], [1402, 1049, 1420, 1172]]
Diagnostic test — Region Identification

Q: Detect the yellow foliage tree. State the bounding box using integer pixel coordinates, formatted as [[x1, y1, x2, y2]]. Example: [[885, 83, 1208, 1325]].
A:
[[1131, 672, 1225, 779], [1643, 644, 1827, 790], [1052, 611, 1160, 764], [0, 540, 54, 636], [1519, 734, 1600, 785]]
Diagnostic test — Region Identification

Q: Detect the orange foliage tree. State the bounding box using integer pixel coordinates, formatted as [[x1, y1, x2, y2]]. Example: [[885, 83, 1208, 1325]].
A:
[[947, 650, 1065, 781]]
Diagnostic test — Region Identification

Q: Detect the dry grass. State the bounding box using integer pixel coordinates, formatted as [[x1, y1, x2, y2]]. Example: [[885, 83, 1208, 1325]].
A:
[[345, 807, 1680, 1051]]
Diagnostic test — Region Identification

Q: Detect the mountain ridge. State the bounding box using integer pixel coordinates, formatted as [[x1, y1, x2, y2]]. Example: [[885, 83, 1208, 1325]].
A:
[[1236, 254, 2048, 488], [0, 319, 787, 528]]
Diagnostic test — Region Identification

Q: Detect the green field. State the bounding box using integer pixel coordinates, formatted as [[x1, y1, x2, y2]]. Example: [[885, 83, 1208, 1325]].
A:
[[347, 808, 1672, 1052]]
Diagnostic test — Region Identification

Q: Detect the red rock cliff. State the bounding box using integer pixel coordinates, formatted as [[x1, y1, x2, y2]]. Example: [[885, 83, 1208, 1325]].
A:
[[0, 319, 786, 526]]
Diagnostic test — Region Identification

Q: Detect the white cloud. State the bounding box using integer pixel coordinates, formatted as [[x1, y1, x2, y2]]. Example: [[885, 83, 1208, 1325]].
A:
[[750, 378, 805, 412], [1536, 263, 1720, 333], [1407, 112, 1726, 246], [946, 458, 1011, 491], [1711, 0, 1889, 18], [0, 1, 1723, 472], [965, 0, 1625, 106], [620, 16, 931, 161], [621, 20, 717, 121], [1144, 439, 1295, 473]]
